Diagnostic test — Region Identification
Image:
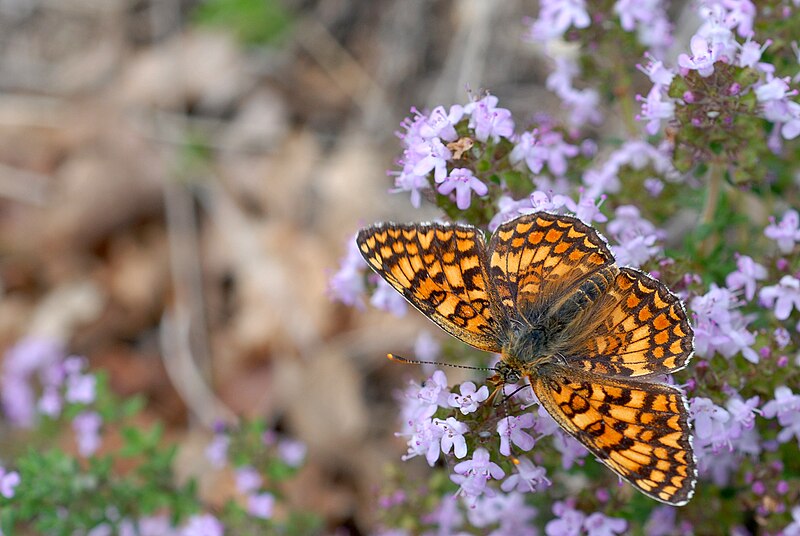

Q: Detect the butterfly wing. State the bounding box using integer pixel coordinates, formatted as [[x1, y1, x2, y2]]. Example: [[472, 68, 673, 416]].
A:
[[565, 268, 694, 377], [357, 222, 505, 352], [531, 366, 696, 506], [486, 212, 616, 324]]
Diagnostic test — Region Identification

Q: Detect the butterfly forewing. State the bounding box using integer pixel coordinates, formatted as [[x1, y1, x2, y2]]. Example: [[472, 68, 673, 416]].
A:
[[356, 222, 503, 352], [530, 367, 696, 505], [566, 268, 694, 377], [487, 213, 615, 322]]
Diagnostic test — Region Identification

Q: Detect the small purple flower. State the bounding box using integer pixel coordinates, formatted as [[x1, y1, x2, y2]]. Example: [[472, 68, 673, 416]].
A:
[[38, 386, 62, 418], [73, 410, 103, 457], [509, 131, 546, 174], [1, 337, 65, 428], [0, 467, 20, 499], [584, 512, 627, 536], [370, 278, 408, 317], [678, 35, 719, 77], [691, 397, 731, 448], [759, 275, 800, 320], [691, 285, 759, 363], [468, 95, 514, 142], [436, 168, 489, 210], [500, 457, 550, 493], [637, 85, 675, 135], [726, 395, 761, 431], [552, 431, 588, 469], [528, 0, 590, 41], [247, 492, 275, 519], [329, 236, 366, 309], [235, 466, 262, 494], [277, 438, 307, 467], [637, 54, 676, 87], [762, 386, 800, 445], [417, 370, 450, 408], [450, 448, 505, 506], [435, 417, 469, 459], [775, 327, 791, 349], [205, 433, 230, 469], [65, 373, 97, 405], [497, 414, 536, 456], [401, 418, 443, 466], [181, 514, 224, 536], [725, 255, 767, 301], [448, 381, 489, 415], [764, 210, 800, 253], [545, 500, 586, 536], [418, 105, 460, 142]]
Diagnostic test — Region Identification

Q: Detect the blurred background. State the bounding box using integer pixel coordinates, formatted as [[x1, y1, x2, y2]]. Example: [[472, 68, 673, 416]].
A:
[[0, 0, 666, 531]]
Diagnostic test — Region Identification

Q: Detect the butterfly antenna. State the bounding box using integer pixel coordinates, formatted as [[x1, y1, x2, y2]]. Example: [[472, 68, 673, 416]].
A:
[[387, 354, 495, 372]]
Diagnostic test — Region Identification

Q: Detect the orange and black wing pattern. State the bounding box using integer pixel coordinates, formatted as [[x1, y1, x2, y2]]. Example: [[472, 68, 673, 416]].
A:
[[566, 268, 694, 377], [356, 222, 504, 352], [486, 213, 615, 321], [531, 367, 696, 505]]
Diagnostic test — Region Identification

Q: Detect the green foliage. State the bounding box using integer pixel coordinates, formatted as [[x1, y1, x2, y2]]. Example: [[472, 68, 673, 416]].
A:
[[192, 0, 292, 46]]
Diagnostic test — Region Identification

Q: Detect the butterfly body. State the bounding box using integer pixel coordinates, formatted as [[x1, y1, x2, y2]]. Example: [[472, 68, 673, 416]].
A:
[[357, 212, 697, 505]]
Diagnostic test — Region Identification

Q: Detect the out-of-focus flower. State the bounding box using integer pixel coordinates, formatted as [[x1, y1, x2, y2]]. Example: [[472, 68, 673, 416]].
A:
[[725, 255, 767, 301], [764, 210, 800, 253], [370, 278, 408, 317], [584, 512, 628, 536], [527, 0, 590, 42], [545, 500, 585, 536], [762, 386, 800, 446], [329, 235, 366, 309], [759, 275, 800, 321], [1, 338, 65, 428], [500, 457, 550, 493], [205, 431, 230, 469], [235, 466, 262, 494], [181, 514, 224, 536], [691, 285, 759, 363], [277, 438, 307, 467], [247, 493, 275, 519], [0, 467, 20, 499], [72, 410, 103, 457]]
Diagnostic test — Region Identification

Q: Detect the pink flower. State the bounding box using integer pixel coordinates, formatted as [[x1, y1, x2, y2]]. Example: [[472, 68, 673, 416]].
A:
[[584, 512, 628, 536], [72, 410, 103, 457], [497, 414, 536, 456], [468, 95, 514, 143], [448, 381, 489, 415], [181, 514, 224, 536], [0, 467, 20, 499], [435, 417, 469, 459], [436, 168, 489, 210], [528, 0, 590, 41], [678, 35, 719, 77], [545, 500, 585, 536], [247, 493, 275, 519], [500, 457, 550, 493], [759, 275, 800, 320], [764, 210, 800, 253], [637, 85, 675, 135], [450, 448, 505, 506], [370, 278, 408, 317], [725, 255, 767, 301], [235, 466, 262, 494], [329, 235, 366, 309]]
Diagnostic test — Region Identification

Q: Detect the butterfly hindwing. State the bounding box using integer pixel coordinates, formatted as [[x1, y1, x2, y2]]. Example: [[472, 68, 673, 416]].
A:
[[356, 222, 503, 352], [566, 268, 694, 377], [531, 366, 696, 506]]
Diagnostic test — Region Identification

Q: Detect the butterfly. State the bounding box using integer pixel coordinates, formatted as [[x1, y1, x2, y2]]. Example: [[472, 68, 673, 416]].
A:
[[356, 211, 697, 505]]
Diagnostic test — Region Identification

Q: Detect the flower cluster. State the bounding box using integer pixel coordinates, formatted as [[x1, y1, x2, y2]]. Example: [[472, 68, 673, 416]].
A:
[[340, 2, 800, 534]]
